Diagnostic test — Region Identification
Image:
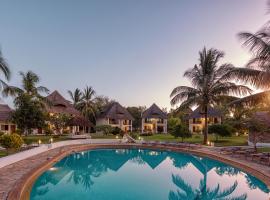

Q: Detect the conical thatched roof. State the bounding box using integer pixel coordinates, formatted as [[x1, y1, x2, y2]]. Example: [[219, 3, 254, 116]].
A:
[[189, 106, 222, 119], [98, 102, 134, 120], [46, 90, 81, 116], [0, 104, 13, 122], [142, 103, 167, 119]]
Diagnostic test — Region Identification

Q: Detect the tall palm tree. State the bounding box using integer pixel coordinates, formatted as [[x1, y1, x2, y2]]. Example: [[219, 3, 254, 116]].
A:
[[3, 71, 49, 105], [78, 86, 97, 122], [170, 48, 252, 144], [0, 50, 11, 90], [225, 2, 270, 106], [68, 88, 82, 108]]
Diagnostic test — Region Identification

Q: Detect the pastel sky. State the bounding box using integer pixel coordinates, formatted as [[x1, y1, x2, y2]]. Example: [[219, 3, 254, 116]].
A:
[[0, 0, 268, 109]]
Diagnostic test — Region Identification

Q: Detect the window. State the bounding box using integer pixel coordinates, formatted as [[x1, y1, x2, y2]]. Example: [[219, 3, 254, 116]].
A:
[[1, 125, 9, 131], [214, 118, 218, 123]]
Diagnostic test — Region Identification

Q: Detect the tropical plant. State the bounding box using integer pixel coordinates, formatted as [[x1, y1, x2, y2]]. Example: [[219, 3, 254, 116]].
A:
[[78, 86, 97, 123], [95, 125, 113, 135], [171, 124, 192, 142], [170, 47, 252, 144], [169, 175, 247, 200], [208, 124, 232, 141], [167, 117, 181, 133], [68, 88, 82, 108], [0, 133, 24, 153], [126, 106, 146, 131], [48, 113, 71, 134], [0, 49, 11, 91]]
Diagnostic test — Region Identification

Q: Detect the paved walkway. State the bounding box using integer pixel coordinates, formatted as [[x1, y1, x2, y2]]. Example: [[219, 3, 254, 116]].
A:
[[0, 139, 118, 168]]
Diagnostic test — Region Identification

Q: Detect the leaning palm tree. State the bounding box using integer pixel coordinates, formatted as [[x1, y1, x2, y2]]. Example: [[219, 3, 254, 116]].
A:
[[68, 88, 82, 108], [170, 48, 252, 144], [3, 71, 49, 106], [78, 86, 97, 122], [0, 50, 11, 91]]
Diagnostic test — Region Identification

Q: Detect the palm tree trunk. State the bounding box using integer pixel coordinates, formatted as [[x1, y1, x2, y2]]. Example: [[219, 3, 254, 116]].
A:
[[203, 105, 208, 145]]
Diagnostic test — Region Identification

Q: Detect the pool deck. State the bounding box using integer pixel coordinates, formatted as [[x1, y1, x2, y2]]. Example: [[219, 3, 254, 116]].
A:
[[1, 141, 270, 200]]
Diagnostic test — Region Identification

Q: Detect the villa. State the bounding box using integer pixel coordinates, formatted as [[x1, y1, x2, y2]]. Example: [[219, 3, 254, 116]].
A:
[[0, 104, 16, 134], [96, 102, 134, 132], [43, 90, 93, 134], [188, 106, 222, 134], [141, 103, 167, 134]]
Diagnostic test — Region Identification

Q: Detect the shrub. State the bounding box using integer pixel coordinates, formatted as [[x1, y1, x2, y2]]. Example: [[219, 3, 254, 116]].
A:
[[111, 127, 123, 135], [140, 132, 153, 136], [62, 129, 70, 135], [0, 131, 5, 137], [0, 133, 24, 152], [96, 125, 113, 135], [44, 126, 53, 136], [171, 124, 192, 142], [129, 132, 139, 140], [208, 124, 232, 141]]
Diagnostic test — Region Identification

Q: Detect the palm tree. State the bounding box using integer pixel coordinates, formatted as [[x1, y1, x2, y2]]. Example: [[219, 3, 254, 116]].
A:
[[68, 88, 82, 108], [3, 71, 49, 105], [78, 86, 97, 122], [0, 50, 11, 91], [169, 175, 247, 200], [225, 2, 270, 106], [170, 48, 252, 144]]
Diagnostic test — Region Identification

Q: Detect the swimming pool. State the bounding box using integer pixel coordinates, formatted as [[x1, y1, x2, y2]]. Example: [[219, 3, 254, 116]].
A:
[[30, 149, 269, 200]]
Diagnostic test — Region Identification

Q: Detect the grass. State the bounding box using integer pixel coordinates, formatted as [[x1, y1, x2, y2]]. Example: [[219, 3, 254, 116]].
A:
[[0, 150, 7, 158], [91, 133, 117, 139], [142, 134, 248, 147], [22, 135, 69, 145]]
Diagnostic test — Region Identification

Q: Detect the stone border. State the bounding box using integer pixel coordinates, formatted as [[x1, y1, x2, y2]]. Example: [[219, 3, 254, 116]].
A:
[[7, 144, 270, 200]]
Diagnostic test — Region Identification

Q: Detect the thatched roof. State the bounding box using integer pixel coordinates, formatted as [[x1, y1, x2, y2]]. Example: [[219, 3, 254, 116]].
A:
[[189, 106, 222, 119], [142, 103, 167, 119], [98, 102, 134, 120], [68, 116, 93, 127], [46, 90, 81, 116], [0, 104, 13, 122], [253, 111, 270, 127]]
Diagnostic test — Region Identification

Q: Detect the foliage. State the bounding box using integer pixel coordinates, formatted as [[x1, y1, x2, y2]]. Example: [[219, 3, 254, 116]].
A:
[[168, 117, 181, 133], [208, 124, 232, 141], [43, 126, 53, 136], [126, 106, 146, 130], [0, 49, 11, 90], [0, 133, 24, 152], [68, 88, 82, 109], [0, 132, 5, 137], [129, 132, 139, 140], [95, 125, 113, 135], [111, 127, 123, 135], [170, 47, 252, 144], [12, 93, 46, 135], [48, 113, 71, 134], [171, 124, 192, 142]]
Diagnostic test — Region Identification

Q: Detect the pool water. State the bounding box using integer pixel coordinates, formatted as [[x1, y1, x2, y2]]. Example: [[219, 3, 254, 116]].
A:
[[30, 149, 270, 200]]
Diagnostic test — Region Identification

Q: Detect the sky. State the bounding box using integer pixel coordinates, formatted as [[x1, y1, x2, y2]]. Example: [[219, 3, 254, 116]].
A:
[[0, 0, 268, 109]]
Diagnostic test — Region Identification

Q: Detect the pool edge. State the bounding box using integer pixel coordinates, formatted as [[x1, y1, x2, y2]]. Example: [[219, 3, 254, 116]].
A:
[[7, 144, 270, 200]]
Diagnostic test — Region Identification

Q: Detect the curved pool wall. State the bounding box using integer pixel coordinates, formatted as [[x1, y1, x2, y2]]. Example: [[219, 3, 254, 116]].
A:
[[30, 148, 269, 200]]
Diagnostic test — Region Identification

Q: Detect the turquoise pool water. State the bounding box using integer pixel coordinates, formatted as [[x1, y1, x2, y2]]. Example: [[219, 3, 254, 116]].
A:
[[30, 149, 269, 200]]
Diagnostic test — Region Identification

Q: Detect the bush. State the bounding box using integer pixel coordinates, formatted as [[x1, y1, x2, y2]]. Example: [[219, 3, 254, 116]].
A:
[[208, 124, 232, 141], [129, 132, 139, 140], [111, 127, 123, 135], [140, 132, 153, 136], [171, 124, 192, 142], [96, 125, 113, 135], [0, 132, 5, 137], [44, 126, 53, 136], [62, 130, 70, 135], [0, 133, 24, 152]]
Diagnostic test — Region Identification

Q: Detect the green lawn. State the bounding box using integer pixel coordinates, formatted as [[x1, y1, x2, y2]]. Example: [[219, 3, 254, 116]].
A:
[[22, 135, 69, 145], [0, 150, 7, 158], [142, 134, 248, 147]]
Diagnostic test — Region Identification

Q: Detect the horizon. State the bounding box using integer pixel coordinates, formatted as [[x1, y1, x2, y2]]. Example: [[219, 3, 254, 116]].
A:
[[0, 0, 268, 109]]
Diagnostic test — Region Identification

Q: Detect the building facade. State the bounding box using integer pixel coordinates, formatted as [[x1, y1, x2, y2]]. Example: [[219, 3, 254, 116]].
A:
[[141, 103, 167, 134], [0, 104, 16, 134], [96, 102, 134, 132], [188, 106, 222, 134]]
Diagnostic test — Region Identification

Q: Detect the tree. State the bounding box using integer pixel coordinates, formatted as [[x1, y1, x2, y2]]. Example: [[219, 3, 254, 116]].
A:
[[167, 117, 181, 133], [48, 113, 71, 134], [225, 2, 270, 106], [208, 124, 232, 141], [68, 88, 82, 109], [78, 86, 97, 123], [171, 124, 191, 142], [0, 49, 11, 91], [170, 48, 252, 144], [12, 94, 46, 135], [127, 106, 146, 131]]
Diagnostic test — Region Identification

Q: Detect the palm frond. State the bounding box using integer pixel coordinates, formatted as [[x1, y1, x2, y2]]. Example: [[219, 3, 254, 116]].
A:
[[0, 50, 11, 81]]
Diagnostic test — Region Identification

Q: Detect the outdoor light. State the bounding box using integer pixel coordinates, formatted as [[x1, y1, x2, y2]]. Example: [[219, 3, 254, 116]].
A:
[[138, 136, 141, 140], [207, 141, 210, 146], [50, 138, 53, 143], [116, 135, 119, 139], [38, 139, 42, 146]]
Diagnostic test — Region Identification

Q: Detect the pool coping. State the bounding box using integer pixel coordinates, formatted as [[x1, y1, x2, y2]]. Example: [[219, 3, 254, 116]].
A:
[[7, 143, 270, 200]]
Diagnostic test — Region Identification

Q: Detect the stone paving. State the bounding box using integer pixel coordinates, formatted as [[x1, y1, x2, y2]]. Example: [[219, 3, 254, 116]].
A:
[[1, 143, 270, 200]]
